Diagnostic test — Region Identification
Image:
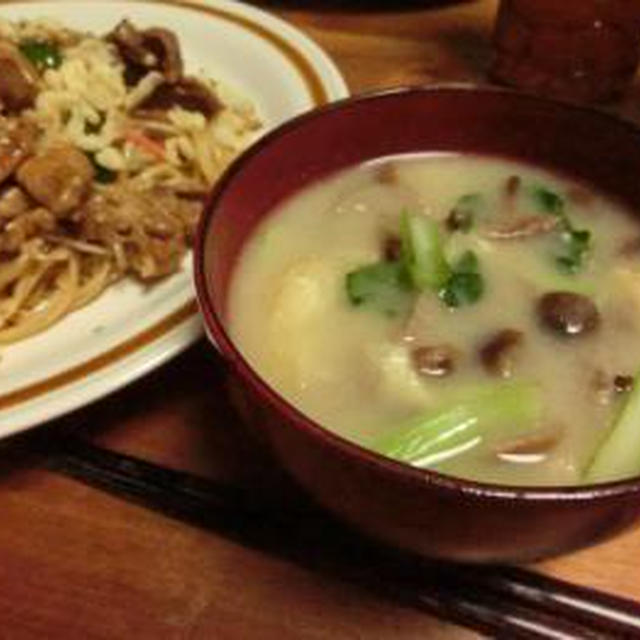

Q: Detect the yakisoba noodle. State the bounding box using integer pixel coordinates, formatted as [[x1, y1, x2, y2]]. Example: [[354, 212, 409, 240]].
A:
[[0, 18, 260, 343]]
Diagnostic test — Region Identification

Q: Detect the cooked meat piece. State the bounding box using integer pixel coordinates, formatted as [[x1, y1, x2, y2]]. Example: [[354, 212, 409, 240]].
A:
[[16, 144, 94, 216], [485, 215, 558, 240], [124, 70, 165, 111], [0, 116, 36, 184], [0, 206, 55, 253], [136, 77, 220, 119], [411, 344, 458, 378], [479, 328, 524, 378], [108, 20, 149, 64], [142, 28, 182, 82], [537, 291, 600, 337], [0, 186, 32, 220], [108, 20, 151, 85], [0, 41, 39, 112], [108, 19, 183, 85]]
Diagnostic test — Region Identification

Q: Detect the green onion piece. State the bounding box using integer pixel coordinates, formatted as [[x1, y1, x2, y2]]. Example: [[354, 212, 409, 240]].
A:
[[400, 210, 450, 291], [371, 382, 541, 468], [94, 164, 117, 184], [345, 261, 412, 317], [584, 371, 640, 484], [556, 229, 592, 274], [439, 250, 484, 308], [452, 250, 478, 273], [439, 273, 483, 308], [530, 185, 564, 216], [529, 184, 592, 273], [19, 40, 62, 71]]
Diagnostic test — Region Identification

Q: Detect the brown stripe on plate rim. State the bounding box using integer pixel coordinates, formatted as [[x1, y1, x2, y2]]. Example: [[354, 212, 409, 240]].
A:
[[0, 0, 330, 411], [0, 300, 199, 411]]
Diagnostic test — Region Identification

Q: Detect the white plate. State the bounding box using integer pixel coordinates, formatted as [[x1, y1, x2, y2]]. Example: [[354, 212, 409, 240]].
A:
[[0, 0, 348, 436]]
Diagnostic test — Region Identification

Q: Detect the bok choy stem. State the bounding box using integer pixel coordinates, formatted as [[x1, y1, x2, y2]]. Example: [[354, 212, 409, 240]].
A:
[[371, 382, 541, 469], [584, 371, 640, 484], [400, 210, 450, 292]]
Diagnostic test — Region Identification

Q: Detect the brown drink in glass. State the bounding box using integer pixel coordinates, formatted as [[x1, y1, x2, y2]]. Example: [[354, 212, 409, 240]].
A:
[[491, 0, 640, 103]]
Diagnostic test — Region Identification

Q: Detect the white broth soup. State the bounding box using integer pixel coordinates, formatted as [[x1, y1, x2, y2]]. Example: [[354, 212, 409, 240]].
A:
[[229, 154, 640, 486]]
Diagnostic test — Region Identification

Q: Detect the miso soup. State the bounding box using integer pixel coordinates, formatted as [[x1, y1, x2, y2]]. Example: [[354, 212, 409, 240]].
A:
[[229, 154, 640, 486]]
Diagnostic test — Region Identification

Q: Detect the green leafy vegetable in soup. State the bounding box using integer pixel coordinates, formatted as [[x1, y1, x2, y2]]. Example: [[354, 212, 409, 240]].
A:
[[229, 154, 640, 487], [346, 261, 412, 317], [439, 250, 484, 308], [346, 211, 486, 312], [528, 184, 592, 273]]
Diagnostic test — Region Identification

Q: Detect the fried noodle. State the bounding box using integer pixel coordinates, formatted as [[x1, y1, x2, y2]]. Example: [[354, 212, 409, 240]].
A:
[[0, 17, 260, 343]]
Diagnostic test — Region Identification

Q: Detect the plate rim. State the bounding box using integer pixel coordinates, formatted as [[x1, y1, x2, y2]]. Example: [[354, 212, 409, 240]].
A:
[[0, 0, 349, 435]]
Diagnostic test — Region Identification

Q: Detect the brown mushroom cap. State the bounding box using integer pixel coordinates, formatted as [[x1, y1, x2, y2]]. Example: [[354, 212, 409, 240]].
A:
[[479, 329, 524, 377], [411, 344, 458, 378], [536, 291, 600, 337]]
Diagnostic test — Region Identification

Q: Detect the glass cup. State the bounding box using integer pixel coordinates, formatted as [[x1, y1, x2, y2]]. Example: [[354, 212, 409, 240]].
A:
[[491, 0, 640, 103]]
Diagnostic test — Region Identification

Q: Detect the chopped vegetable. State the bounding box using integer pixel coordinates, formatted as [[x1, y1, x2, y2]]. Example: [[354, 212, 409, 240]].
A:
[[584, 371, 640, 483], [371, 381, 541, 468], [400, 210, 450, 291], [125, 129, 166, 161], [529, 184, 592, 273], [530, 185, 564, 215], [439, 250, 484, 308], [452, 250, 478, 274], [446, 193, 484, 233], [86, 153, 117, 184], [93, 164, 117, 184], [556, 229, 592, 274], [345, 261, 412, 317], [19, 40, 62, 71], [346, 213, 485, 316]]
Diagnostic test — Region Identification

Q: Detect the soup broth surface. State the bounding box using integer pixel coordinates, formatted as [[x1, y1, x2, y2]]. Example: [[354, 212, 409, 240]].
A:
[[229, 154, 640, 486]]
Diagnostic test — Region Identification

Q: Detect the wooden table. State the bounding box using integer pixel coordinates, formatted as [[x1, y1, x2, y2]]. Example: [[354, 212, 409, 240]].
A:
[[1, 1, 639, 637]]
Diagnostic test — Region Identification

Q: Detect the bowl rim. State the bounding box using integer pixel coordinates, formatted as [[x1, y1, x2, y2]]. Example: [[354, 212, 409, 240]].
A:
[[194, 83, 640, 502]]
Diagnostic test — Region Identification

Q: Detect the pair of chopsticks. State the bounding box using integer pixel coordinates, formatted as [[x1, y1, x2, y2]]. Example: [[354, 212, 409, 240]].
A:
[[43, 436, 640, 639]]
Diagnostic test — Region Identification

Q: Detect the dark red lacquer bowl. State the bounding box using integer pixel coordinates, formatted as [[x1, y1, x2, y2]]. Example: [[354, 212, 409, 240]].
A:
[[194, 86, 640, 563]]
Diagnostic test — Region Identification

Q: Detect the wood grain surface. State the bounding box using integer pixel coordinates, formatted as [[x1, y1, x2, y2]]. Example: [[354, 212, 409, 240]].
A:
[[1, 0, 639, 638]]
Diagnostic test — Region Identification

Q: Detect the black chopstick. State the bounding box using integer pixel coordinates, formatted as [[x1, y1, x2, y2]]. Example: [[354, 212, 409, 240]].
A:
[[43, 437, 640, 639]]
